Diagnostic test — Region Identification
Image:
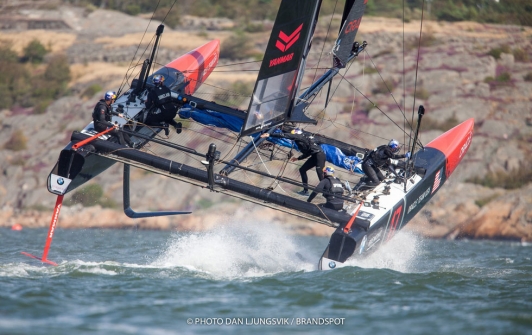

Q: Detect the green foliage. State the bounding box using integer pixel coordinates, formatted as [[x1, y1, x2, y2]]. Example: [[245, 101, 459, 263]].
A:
[[362, 66, 378, 74], [0, 44, 71, 111], [406, 32, 439, 50], [22, 39, 48, 64], [244, 22, 267, 33], [82, 84, 103, 99], [217, 80, 253, 106], [484, 76, 495, 83], [99, 196, 119, 209], [197, 198, 214, 209], [513, 48, 529, 62], [414, 87, 430, 100], [220, 32, 253, 59], [496, 72, 511, 82], [61, 0, 532, 26], [475, 194, 499, 208], [488, 45, 511, 60], [3, 131, 28, 151], [372, 79, 395, 95], [66, 184, 104, 207], [420, 115, 460, 132], [34, 99, 53, 114], [467, 164, 532, 189]]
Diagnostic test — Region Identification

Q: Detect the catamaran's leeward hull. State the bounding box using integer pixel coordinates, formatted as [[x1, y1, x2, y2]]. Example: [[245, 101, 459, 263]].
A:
[[319, 118, 474, 270], [47, 40, 220, 195]]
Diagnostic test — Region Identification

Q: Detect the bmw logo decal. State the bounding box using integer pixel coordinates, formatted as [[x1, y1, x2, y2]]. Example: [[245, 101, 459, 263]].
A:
[[57, 178, 64, 185], [328, 261, 336, 269]]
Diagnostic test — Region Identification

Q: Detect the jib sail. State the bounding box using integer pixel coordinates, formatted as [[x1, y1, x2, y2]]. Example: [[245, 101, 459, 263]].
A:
[[240, 0, 322, 137], [332, 0, 367, 68]]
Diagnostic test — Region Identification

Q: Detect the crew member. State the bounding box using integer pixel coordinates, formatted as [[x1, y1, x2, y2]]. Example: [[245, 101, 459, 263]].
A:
[[260, 127, 325, 196], [92, 91, 133, 147], [145, 74, 182, 136], [362, 139, 410, 186], [307, 166, 345, 210]]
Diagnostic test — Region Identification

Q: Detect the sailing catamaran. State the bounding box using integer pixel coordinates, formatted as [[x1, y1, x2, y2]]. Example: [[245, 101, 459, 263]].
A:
[[23, 0, 473, 269]]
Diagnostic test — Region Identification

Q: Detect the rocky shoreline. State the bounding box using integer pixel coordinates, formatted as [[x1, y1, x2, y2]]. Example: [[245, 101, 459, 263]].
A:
[[1, 8, 532, 241]]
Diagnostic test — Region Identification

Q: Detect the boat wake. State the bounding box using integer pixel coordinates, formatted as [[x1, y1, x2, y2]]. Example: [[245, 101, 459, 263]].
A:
[[152, 220, 319, 279], [343, 231, 424, 273]]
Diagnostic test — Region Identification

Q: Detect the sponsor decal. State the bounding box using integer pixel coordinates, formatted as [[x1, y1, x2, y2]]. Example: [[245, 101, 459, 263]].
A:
[[158, 93, 170, 100], [345, 18, 362, 34], [275, 24, 303, 52], [328, 261, 336, 269], [459, 131, 472, 159], [386, 205, 403, 242], [432, 167, 444, 194], [269, 53, 294, 67], [50, 174, 72, 195], [49, 203, 61, 238], [203, 53, 218, 78], [407, 187, 431, 214]]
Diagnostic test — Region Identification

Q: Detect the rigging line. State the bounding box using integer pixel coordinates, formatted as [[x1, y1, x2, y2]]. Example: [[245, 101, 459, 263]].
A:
[[119, 34, 158, 95], [313, 57, 356, 134], [211, 60, 262, 68], [311, 0, 340, 84], [403, 0, 406, 154], [250, 136, 289, 194], [363, 50, 414, 132], [161, 0, 178, 23], [333, 78, 422, 146], [410, 0, 426, 150], [118, 0, 162, 95]]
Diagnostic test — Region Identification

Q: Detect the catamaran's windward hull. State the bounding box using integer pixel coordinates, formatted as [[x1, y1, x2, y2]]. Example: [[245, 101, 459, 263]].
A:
[[47, 40, 220, 196], [319, 118, 474, 270]]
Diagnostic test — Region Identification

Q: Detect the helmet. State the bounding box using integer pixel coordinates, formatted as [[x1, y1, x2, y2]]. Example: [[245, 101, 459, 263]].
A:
[[152, 74, 164, 86], [388, 139, 400, 153], [323, 166, 335, 176], [290, 127, 303, 135], [104, 91, 116, 101]]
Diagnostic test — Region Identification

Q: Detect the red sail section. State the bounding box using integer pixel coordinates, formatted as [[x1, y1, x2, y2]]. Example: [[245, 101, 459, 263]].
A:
[[164, 40, 219, 95], [426, 118, 474, 178]]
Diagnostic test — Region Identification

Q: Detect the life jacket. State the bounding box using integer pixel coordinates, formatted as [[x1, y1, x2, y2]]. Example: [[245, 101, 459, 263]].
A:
[[364, 145, 389, 167], [92, 100, 111, 122], [327, 176, 344, 196], [295, 136, 322, 156], [323, 176, 344, 205]]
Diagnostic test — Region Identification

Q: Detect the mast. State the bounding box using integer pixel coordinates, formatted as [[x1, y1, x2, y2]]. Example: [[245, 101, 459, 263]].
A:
[[405, 105, 425, 191]]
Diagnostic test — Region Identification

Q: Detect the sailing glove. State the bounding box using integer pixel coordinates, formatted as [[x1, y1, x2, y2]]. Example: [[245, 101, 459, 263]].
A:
[[405, 152, 411, 159]]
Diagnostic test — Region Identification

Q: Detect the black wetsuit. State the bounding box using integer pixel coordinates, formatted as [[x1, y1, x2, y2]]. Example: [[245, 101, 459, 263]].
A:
[[145, 85, 180, 132], [269, 132, 326, 192], [92, 99, 132, 146], [362, 145, 407, 185], [307, 176, 344, 210]]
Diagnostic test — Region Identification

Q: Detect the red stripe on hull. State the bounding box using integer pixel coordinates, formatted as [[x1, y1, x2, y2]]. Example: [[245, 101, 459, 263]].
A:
[[426, 118, 474, 178], [164, 39, 220, 94]]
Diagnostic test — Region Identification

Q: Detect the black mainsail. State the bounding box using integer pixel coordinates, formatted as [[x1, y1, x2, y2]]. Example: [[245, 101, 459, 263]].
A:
[[240, 0, 323, 136]]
